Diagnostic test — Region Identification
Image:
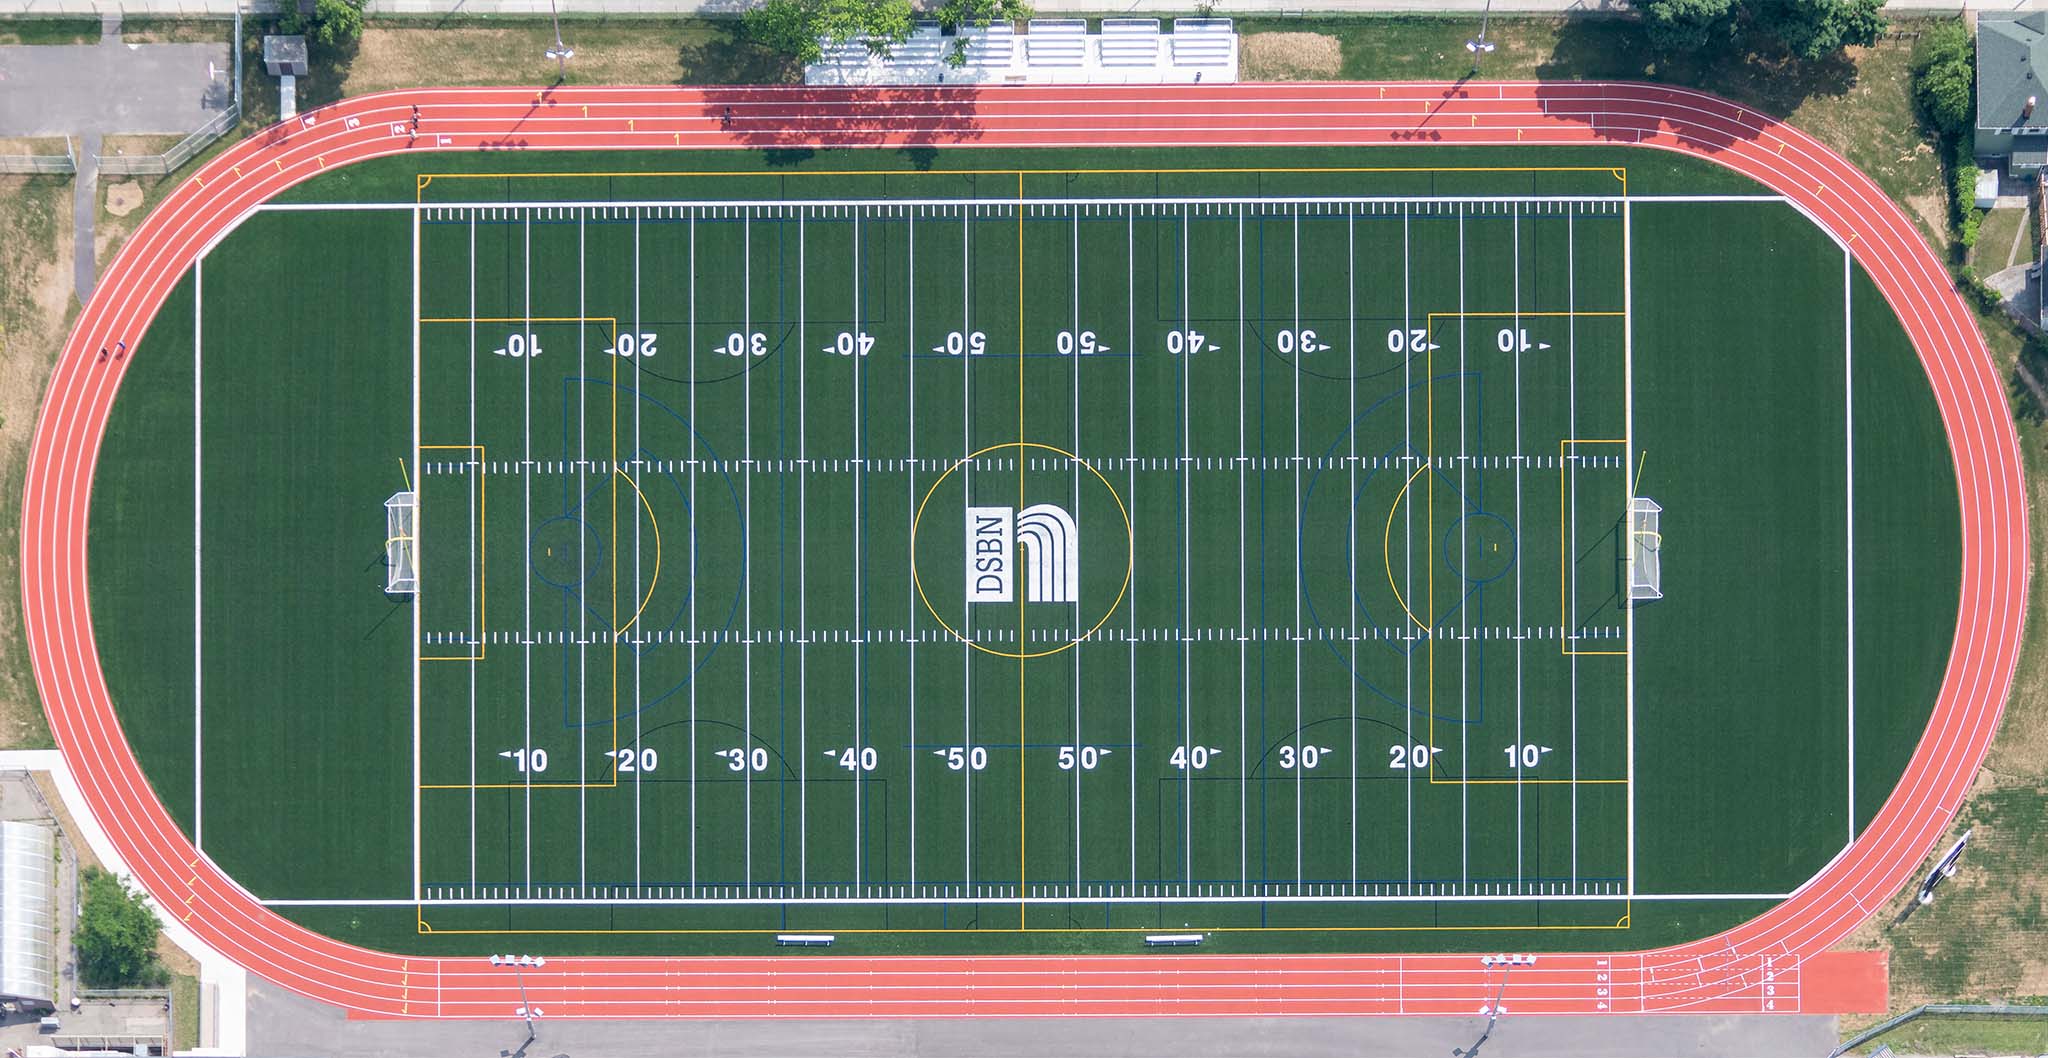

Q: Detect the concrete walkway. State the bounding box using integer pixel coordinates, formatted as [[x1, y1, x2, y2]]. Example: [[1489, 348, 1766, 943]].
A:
[[0, 0, 2018, 16]]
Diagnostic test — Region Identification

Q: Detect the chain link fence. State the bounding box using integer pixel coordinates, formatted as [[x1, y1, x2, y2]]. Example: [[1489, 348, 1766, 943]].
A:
[[93, 2, 242, 177], [0, 139, 78, 175]]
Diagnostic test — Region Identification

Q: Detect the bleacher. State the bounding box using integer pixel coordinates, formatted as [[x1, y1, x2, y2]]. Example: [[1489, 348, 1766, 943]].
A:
[[805, 18, 1237, 86]]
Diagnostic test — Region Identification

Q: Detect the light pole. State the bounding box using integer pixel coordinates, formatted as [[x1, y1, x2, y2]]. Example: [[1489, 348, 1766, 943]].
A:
[[492, 954, 546, 1057], [1464, 0, 1497, 77], [543, 0, 574, 83], [1452, 959, 1514, 1058]]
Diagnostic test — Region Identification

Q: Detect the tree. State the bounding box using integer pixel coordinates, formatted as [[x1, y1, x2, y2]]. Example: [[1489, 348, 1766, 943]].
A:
[[1635, 0, 1738, 54], [1748, 0, 1886, 61], [1910, 19, 1975, 142], [75, 868, 163, 989], [934, 0, 1031, 68], [307, 0, 366, 49], [744, 0, 914, 68]]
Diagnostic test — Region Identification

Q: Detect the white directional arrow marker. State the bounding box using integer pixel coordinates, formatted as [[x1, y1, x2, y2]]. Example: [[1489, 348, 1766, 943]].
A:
[[1538, 342, 1552, 350]]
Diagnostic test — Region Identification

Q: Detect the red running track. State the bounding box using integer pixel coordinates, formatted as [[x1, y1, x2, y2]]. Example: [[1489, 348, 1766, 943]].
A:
[[20, 82, 2022, 1019]]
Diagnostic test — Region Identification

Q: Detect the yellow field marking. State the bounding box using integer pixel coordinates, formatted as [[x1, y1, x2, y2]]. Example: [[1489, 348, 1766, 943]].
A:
[[1416, 312, 1631, 784], [1383, 462, 1432, 631], [612, 468, 662, 636], [418, 443, 486, 661], [397, 457, 412, 492], [907, 443, 1134, 660]]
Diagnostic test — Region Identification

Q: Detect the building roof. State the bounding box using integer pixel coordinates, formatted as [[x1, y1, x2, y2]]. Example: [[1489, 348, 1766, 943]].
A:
[[262, 34, 307, 65], [1980, 12, 2048, 136], [0, 821, 57, 1006]]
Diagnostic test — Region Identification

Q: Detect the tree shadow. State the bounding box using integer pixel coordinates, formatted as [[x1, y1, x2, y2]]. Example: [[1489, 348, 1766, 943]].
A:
[[676, 18, 801, 86], [1534, 15, 1860, 133]]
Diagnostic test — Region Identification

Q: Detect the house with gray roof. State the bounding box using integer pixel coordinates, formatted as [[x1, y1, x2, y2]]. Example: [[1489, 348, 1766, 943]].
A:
[[1979, 11, 2048, 175]]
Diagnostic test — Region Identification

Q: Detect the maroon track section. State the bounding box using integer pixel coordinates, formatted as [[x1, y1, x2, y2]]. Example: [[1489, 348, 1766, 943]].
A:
[[21, 83, 2024, 1019]]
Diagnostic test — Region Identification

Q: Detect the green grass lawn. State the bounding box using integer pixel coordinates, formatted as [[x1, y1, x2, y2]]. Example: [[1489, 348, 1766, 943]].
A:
[[0, 17, 100, 45], [85, 145, 1957, 958]]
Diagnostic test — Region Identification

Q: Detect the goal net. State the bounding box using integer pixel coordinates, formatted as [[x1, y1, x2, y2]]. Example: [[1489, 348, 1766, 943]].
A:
[[385, 491, 417, 595], [1627, 497, 1661, 604]]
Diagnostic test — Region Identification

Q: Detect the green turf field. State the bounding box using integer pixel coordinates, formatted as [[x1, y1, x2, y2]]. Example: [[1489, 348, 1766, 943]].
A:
[[87, 146, 1959, 956]]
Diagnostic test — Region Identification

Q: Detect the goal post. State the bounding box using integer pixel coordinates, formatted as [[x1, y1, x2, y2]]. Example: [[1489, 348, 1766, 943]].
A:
[[1627, 496, 1661, 604], [385, 491, 418, 595]]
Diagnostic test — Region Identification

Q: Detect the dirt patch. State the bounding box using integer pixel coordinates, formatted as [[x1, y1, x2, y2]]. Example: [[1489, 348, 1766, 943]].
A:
[[1242, 32, 1343, 82], [30, 772, 100, 872], [1903, 190, 1948, 244], [104, 182, 142, 218]]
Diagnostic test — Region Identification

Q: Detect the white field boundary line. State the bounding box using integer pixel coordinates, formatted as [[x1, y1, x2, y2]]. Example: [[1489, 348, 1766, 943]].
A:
[[410, 198, 424, 904], [191, 255, 203, 852], [1844, 245, 1856, 841], [262, 891, 1791, 907], [252, 194, 1788, 214]]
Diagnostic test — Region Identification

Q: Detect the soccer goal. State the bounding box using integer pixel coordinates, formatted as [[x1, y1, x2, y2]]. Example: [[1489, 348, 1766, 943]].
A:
[[1627, 497, 1662, 604], [384, 491, 417, 595]]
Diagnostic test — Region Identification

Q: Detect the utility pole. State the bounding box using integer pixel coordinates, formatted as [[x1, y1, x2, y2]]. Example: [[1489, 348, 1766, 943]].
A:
[[1465, 0, 1497, 77], [544, 0, 574, 83]]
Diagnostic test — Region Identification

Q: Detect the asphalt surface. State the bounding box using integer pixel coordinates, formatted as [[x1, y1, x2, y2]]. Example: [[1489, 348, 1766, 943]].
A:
[[0, 39, 229, 137], [248, 978, 1841, 1058]]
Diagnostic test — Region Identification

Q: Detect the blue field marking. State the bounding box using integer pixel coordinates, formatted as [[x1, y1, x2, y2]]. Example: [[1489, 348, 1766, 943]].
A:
[[545, 378, 746, 728]]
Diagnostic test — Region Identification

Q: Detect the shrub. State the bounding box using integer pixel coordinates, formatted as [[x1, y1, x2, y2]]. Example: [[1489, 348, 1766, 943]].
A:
[[1910, 19, 1975, 142], [75, 868, 163, 988]]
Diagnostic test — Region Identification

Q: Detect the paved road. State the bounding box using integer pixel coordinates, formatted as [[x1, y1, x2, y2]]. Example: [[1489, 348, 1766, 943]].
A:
[[0, 0, 2020, 16], [248, 978, 1842, 1058]]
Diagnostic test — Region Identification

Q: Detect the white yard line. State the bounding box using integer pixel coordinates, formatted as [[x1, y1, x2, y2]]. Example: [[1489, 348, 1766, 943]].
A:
[[467, 214, 478, 892], [1568, 207, 1579, 888], [1402, 204, 1414, 892], [850, 209, 863, 892], [1128, 210, 1139, 889], [521, 210, 534, 897], [1844, 247, 1855, 841], [961, 206, 973, 892], [1347, 204, 1358, 893], [1071, 204, 1083, 890], [1180, 205, 1193, 887], [796, 209, 807, 892], [1514, 202, 1524, 890], [689, 210, 701, 895], [908, 209, 918, 890], [744, 208, 756, 890], [576, 211, 588, 895], [1237, 205, 1248, 890], [1292, 205, 1304, 887], [634, 209, 648, 893], [1456, 202, 1468, 891]]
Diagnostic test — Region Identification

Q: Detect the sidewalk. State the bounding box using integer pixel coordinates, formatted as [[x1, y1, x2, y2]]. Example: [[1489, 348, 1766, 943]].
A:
[[0, 0, 2017, 19]]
